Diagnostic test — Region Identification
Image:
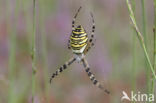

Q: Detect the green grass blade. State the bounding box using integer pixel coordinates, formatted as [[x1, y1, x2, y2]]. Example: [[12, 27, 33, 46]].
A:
[[131, 0, 137, 96], [31, 0, 37, 103], [141, 0, 147, 44], [150, 0, 156, 101], [126, 0, 156, 79], [7, 0, 18, 103]]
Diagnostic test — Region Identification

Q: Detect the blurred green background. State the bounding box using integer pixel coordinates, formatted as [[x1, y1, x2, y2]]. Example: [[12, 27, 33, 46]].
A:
[[0, 0, 155, 103]]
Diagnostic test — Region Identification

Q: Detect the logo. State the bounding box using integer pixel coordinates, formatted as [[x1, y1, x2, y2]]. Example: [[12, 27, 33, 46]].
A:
[[121, 91, 154, 102]]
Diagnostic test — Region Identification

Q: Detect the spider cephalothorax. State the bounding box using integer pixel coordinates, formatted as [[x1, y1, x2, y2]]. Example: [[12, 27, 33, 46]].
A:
[[50, 6, 109, 94]]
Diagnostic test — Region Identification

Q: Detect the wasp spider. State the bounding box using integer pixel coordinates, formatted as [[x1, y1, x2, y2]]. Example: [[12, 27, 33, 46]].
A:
[[50, 6, 110, 94]]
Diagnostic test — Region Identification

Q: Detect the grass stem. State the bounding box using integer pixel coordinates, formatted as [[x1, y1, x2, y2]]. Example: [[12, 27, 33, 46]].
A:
[[141, 0, 147, 44], [126, 0, 156, 79], [7, 0, 18, 103], [31, 0, 36, 103], [141, 0, 151, 96], [39, 0, 49, 102], [150, 28, 156, 103], [150, 0, 156, 100], [131, 0, 137, 96]]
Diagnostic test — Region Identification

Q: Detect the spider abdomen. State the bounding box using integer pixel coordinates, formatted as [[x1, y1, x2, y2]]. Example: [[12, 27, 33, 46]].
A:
[[70, 25, 88, 54]]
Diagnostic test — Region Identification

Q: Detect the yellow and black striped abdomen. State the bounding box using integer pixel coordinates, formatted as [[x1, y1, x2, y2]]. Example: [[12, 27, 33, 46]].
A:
[[70, 25, 88, 54]]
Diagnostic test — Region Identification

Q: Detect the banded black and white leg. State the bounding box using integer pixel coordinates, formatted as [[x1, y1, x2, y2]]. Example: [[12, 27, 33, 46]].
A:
[[50, 57, 76, 83], [84, 12, 96, 53], [81, 58, 110, 94], [89, 12, 95, 46], [68, 39, 71, 49], [72, 6, 82, 30], [84, 13, 95, 54]]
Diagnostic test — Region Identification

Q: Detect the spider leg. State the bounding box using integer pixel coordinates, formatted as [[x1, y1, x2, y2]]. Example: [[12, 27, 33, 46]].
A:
[[84, 12, 96, 54], [50, 57, 76, 83], [81, 58, 110, 94], [89, 12, 96, 46], [83, 41, 94, 55], [72, 6, 82, 30], [68, 39, 71, 49]]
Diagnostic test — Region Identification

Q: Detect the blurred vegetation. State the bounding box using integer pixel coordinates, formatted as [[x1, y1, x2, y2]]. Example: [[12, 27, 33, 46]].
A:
[[0, 0, 155, 103]]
